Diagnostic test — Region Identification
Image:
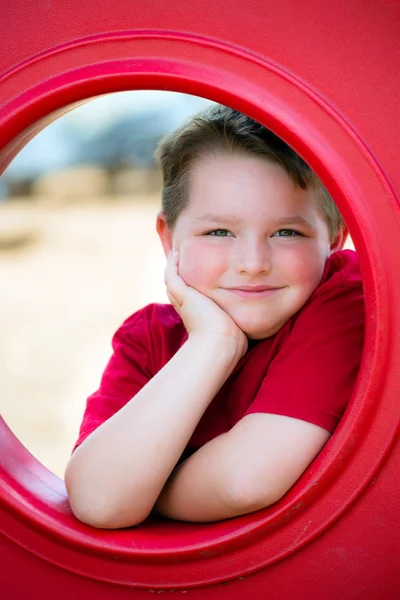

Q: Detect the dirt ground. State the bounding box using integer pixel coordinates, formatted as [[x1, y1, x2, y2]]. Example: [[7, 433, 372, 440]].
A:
[[0, 196, 167, 477]]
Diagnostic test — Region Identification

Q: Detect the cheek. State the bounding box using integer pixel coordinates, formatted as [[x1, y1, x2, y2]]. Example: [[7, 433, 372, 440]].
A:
[[178, 241, 224, 290], [280, 245, 326, 286]]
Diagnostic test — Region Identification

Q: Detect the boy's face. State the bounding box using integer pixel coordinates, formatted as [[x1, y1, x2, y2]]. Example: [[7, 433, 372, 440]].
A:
[[157, 153, 345, 340]]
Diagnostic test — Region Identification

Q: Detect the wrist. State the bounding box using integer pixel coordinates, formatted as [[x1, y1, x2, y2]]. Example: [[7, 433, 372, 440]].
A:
[[187, 331, 245, 367]]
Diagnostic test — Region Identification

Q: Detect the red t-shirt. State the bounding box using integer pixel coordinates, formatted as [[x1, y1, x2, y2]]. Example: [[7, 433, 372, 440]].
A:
[[75, 250, 364, 454]]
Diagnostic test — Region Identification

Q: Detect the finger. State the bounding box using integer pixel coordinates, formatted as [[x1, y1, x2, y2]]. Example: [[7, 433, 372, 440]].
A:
[[164, 250, 178, 284], [164, 252, 188, 301]]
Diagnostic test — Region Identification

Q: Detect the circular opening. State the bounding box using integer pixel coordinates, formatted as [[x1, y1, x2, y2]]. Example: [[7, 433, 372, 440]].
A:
[[0, 89, 358, 477], [1, 36, 399, 588]]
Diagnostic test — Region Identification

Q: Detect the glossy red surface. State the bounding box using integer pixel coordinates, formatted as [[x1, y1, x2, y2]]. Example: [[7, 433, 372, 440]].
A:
[[1, 1, 399, 597]]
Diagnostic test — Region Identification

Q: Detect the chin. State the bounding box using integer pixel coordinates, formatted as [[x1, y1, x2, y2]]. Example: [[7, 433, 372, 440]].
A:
[[225, 305, 287, 340], [236, 322, 272, 341], [239, 315, 287, 340], [246, 330, 272, 341]]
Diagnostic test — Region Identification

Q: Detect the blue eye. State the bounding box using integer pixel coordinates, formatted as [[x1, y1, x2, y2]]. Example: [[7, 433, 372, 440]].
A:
[[206, 229, 232, 237], [273, 229, 302, 237]]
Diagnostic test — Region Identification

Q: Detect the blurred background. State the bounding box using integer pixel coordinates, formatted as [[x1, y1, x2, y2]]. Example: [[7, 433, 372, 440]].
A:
[[0, 91, 213, 477]]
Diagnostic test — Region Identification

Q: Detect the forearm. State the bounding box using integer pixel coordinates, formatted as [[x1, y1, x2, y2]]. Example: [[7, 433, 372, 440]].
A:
[[154, 412, 331, 523], [65, 335, 239, 528], [154, 433, 266, 523]]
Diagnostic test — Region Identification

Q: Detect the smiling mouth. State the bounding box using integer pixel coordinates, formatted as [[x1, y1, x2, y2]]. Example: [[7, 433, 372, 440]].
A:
[[224, 286, 283, 298]]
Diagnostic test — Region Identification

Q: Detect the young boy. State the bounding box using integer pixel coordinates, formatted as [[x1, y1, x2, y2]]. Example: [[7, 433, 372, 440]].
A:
[[65, 105, 364, 529]]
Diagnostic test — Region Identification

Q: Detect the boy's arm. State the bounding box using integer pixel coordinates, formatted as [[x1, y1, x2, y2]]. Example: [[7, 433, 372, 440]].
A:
[[154, 412, 330, 522], [65, 335, 241, 529]]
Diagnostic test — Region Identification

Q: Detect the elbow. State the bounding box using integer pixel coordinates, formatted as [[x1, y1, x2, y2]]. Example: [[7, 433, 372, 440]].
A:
[[68, 500, 115, 530], [67, 490, 150, 529], [70, 506, 148, 530], [64, 462, 150, 529], [65, 468, 116, 528]]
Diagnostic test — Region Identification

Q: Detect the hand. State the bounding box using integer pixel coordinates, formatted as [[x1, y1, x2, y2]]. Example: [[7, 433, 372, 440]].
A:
[[165, 251, 248, 360]]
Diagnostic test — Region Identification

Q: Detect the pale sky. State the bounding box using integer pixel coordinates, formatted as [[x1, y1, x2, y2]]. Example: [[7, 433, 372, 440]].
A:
[[5, 91, 213, 178]]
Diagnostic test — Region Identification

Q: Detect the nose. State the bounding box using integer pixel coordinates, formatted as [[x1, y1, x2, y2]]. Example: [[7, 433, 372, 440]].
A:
[[233, 237, 272, 277]]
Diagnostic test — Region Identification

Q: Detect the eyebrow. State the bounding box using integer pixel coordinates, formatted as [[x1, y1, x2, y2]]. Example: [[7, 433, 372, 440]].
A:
[[273, 215, 316, 230], [196, 213, 241, 224], [196, 213, 316, 230]]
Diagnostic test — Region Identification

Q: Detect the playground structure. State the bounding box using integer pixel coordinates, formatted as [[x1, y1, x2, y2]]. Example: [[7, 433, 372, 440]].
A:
[[1, 1, 400, 598]]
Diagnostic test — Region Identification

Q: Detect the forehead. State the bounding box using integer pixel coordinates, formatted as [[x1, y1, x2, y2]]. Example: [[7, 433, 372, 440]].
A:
[[185, 152, 320, 219]]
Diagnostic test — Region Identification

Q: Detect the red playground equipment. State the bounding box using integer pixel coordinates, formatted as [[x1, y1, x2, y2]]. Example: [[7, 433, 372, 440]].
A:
[[1, 1, 399, 598]]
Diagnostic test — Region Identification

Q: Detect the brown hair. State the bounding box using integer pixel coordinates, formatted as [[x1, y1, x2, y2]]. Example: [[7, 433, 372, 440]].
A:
[[155, 104, 344, 241]]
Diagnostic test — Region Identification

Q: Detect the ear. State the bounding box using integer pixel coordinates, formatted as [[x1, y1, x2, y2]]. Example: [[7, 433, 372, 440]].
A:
[[156, 211, 174, 258], [330, 225, 349, 254]]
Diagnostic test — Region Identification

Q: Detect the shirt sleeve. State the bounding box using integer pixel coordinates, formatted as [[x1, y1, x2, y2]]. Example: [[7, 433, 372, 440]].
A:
[[73, 306, 156, 450], [244, 281, 365, 432]]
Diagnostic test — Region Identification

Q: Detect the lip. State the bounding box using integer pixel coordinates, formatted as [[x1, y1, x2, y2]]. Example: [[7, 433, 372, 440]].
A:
[[224, 285, 283, 298]]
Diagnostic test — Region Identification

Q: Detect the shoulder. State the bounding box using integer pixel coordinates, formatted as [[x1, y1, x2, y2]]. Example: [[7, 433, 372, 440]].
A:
[[302, 249, 362, 314], [118, 303, 183, 332], [291, 249, 364, 333], [315, 249, 362, 296], [112, 303, 187, 355]]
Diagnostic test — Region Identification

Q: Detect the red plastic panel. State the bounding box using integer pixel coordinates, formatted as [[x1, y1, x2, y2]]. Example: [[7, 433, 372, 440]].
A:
[[1, 1, 399, 598]]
